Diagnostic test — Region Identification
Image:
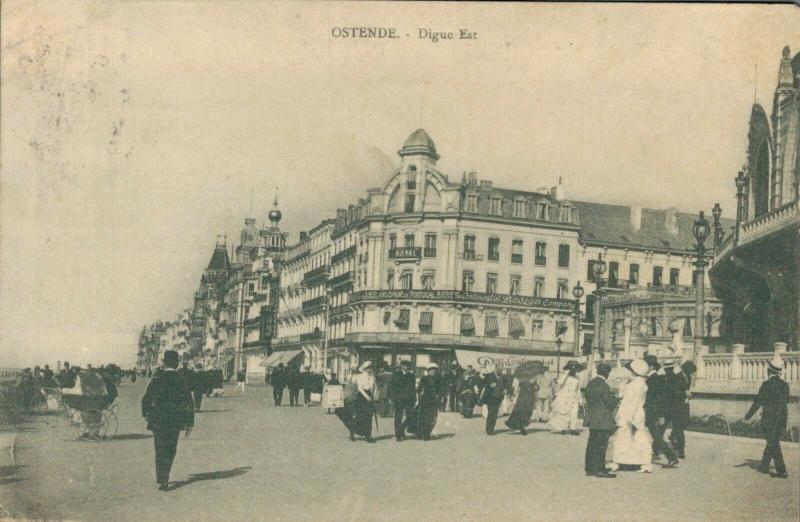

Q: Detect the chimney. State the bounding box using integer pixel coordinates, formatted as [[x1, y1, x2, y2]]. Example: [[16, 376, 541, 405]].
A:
[[664, 207, 679, 235], [299, 231, 308, 241], [630, 205, 642, 232], [550, 181, 565, 201], [479, 180, 493, 191]]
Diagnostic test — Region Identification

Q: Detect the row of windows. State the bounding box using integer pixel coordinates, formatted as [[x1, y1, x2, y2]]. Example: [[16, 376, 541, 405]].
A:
[[586, 260, 682, 287], [385, 269, 571, 298], [463, 194, 573, 222], [388, 308, 568, 339]]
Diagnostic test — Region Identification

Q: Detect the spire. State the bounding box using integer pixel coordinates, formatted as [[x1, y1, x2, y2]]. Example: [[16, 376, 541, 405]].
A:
[[778, 46, 793, 89]]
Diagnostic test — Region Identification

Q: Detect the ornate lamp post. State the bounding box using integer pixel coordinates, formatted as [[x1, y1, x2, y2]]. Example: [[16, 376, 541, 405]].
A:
[[734, 170, 748, 244], [571, 281, 585, 357], [711, 203, 723, 253], [591, 254, 607, 371], [692, 211, 711, 361], [323, 287, 333, 375]]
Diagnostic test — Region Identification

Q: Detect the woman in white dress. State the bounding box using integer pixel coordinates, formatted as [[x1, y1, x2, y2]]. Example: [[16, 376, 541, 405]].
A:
[[548, 361, 584, 435], [607, 358, 653, 473]]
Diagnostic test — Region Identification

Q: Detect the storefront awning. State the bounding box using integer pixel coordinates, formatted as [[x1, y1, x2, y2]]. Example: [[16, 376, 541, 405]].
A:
[[419, 311, 433, 328], [260, 350, 302, 368], [485, 314, 499, 336], [394, 308, 410, 328]]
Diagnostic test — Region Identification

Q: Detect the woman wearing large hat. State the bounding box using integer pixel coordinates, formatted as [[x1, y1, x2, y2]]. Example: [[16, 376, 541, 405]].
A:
[[335, 361, 377, 443], [548, 361, 585, 435], [607, 359, 653, 473]]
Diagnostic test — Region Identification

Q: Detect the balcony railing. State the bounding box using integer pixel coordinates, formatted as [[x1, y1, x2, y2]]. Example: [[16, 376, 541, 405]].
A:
[[300, 330, 324, 342], [327, 271, 355, 289], [388, 247, 421, 260], [511, 253, 523, 264], [329, 304, 352, 317], [350, 289, 575, 311], [534, 256, 547, 266], [302, 265, 330, 285], [331, 245, 357, 265], [601, 284, 717, 305], [423, 248, 437, 258], [740, 200, 798, 245], [345, 332, 566, 353], [302, 295, 328, 314]]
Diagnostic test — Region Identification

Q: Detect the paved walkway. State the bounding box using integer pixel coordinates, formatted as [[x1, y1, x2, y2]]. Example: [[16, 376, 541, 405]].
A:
[[1, 382, 798, 521]]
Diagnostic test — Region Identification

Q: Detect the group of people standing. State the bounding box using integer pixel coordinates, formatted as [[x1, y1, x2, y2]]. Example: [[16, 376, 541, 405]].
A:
[[268, 364, 330, 407]]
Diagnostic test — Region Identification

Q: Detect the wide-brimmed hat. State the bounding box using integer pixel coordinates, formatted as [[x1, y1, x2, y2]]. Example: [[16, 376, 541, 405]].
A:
[[662, 360, 676, 369], [768, 355, 784, 373], [629, 359, 649, 377], [358, 361, 373, 372], [427, 364, 439, 370], [563, 360, 585, 372]]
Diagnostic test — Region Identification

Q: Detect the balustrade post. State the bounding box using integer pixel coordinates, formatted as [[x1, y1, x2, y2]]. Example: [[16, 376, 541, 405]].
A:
[[731, 343, 745, 379], [773, 341, 788, 355], [696, 345, 709, 378]]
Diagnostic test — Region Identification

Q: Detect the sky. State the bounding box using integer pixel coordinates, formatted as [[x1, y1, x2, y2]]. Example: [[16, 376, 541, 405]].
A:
[[1, 1, 798, 368]]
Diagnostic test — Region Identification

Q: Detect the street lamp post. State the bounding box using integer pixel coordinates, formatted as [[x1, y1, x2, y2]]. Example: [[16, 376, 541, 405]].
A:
[[322, 288, 333, 375], [555, 336, 563, 382], [692, 211, 711, 362], [734, 170, 748, 244], [591, 254, 607, 373], [571, 281, 585, 357], [711, 203, 723, 254]]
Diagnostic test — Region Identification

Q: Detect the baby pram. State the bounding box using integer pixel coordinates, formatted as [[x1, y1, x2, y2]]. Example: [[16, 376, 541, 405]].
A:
[[54, 370, 119, 441]]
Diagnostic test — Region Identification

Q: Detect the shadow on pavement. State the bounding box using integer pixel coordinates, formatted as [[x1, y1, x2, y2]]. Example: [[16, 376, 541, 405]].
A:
[[0, 464, 26, 485], [507, 428, 549, 435], [196, 409, 231, 413], [168, 466, 252, 491], [107, 433, 153, 441], [429, 433, 455, 441], [734, 459, 766, 472]]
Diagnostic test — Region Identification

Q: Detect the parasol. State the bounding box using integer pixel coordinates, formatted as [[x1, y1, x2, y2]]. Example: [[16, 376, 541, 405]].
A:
[[514, 361, 547, 380]]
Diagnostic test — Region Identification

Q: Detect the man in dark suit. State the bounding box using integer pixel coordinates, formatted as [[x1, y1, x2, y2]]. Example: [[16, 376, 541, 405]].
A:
[[663, 360, 694, 459], [584, 363, 617, 478], [190, 364, 207, 412], [141, 350, 195, 491], [479, 365, 504, 435], [745, 356, 789, 479], [644, 355, 679, 468], [301, 367, 314, 406], [388, 361, 417, 441], [271, 363, 286, 406], [287, 367, 302, 406]]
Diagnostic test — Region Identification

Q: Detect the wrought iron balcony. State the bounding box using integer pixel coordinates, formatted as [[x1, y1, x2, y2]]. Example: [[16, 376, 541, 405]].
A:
[[327, 271, 355, 289], [331, 245, 357, 265], [511, 253, 523, 264], [302, 265, 330, 286], [423, 248, 437, 258], [301, 295, 328, 314], [349, 289, 574, 312], [388, 247, 422, 260]]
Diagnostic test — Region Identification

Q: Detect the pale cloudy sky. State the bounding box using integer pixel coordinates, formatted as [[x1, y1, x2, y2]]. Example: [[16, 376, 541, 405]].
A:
[[1, 1, 798, 368]]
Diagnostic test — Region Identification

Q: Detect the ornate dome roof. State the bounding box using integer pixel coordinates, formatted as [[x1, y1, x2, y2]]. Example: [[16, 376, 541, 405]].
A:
[[398, 129, 439, 160], [268, 190, 282, 226]]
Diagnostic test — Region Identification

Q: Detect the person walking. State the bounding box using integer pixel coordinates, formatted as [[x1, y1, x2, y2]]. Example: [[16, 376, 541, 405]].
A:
[[141, 350, 195, 491], [352, 361, 377, 443], [235, 369, 246, 393], [584, 363, 617, 478], [458, 367, 481, 418], [190, 364, 206, 412], [416, 364, 442, 441], [376, 364, 393, 417], [744, 355, 789, 479], [479, 365, 504, 435], [664, 360, 696, 459], [500, 368, 515, 417], [549, 361, 584, 435], [287, 367, 302, 406], [643, 356, 679, 468], [271, 363, 286, 406], [447, 362, 460, 412], [505, 374, 538, 435], [301, 367, 313, 406], [532, 371, 555, 422], [388, 361, 416, 441], [607, 359, 653, 474]]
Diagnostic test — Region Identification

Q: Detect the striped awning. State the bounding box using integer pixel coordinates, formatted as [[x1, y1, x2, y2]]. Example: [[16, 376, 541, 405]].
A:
[[259, 350, 302, 368], [419, 311, 433, 328], [460, 313, 475, 334], [509, 314, 525, 337], [394, 309, 410, 328], [485, 314, 499, 337]]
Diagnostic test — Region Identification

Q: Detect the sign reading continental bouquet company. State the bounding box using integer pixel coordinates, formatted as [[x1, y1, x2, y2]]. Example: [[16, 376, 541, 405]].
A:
[[454, 349, 579, 373], [349, 289, 574, 311]]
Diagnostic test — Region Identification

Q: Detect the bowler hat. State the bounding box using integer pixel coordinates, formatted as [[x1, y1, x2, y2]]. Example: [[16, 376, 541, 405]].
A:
[[596, 363, 612, 376], [163, 350, 179, 366]]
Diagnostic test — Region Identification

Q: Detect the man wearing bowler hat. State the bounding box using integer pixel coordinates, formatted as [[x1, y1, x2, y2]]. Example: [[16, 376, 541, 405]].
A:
[[744, 354, 789, 479], [584, 363, 617, 478], [388, 360, 416, 441], [141, 350, 195, 491]]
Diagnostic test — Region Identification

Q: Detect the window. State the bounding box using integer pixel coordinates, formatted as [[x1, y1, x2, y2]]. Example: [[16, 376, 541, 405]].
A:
[[533, 276, 545, 298], [537, 203, 547, 220], [419, 311, 433, 334], [670, 268, 680, 287], [557, 279, 569, 299], [400, 271, 413, 290], [424, 234, 437, 257], [531, 319, 544, 340], [560, 206, 571, 222], [247, 283, 255, 296], [404, 194, 415, 213], [587, 259, 600, 283], [649, 317, 658, 336], [406, 168, 417, 190], [586, 294, 596, 319], [395, 308, 410, 330], [462, 271, 475, 292], [509, 314, 525, 339], [421, 271, 435, 290], [460, 313, 475, 336], [514, 199, 525, 218], [389, 234, 396, 251], [510, 275, 521, 296], [629, 264, 640, 285], [488, 237, 500, 261], [652, 266, 663, 287], [511, 240, 523, 264], [490, 197, 502, 215], [558, 244, 570, 268], [683, 318, 692, 336], [261, 275, 269, 289], [608, 262, 619, 288], [486, 273, 498, 294], [467, 194, 478, 213], [535, 242, 547, 265], [485, 314, 499, 337], [555, 321, 568, 339], [404, 233, 416, 248], [463, 235, 476, 259]]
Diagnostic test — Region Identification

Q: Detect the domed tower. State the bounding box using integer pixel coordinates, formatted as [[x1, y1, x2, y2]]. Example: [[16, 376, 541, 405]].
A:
[[267, 191, 282, 227], [261, 188, 288, 254], [394, 129, 440, 214]]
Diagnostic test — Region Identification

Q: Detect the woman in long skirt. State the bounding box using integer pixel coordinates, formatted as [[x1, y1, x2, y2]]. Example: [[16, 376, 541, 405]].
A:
[[505, 377, 537, 435], [549, 362, 584, 435], [416, 365, 442, 440], [607, 359, 653, 473], [351, 361, 377, 443]]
